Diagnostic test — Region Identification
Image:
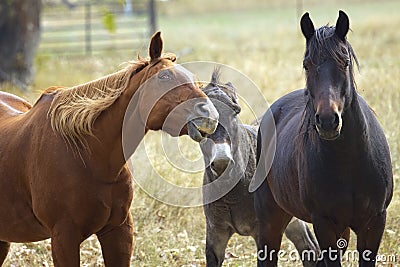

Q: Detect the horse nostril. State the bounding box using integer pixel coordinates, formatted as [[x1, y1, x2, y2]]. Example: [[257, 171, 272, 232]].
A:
[[315, 114, 321, 126], [195, 99, 219, 120], [315, 112, 340, 132], [334, 113, 340, 126], [195, 102, 209, 115]]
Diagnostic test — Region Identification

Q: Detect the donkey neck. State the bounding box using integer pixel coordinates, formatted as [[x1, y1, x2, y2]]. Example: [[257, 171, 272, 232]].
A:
[[232, 124, 256, 177]]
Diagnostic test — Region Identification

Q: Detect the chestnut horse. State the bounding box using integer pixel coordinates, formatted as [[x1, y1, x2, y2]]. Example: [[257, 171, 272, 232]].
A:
[[254, 11, 393, 266], [0, 32, 218, 266]]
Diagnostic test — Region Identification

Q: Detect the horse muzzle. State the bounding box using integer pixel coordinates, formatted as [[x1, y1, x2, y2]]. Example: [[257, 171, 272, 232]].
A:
[[188, 98, 219, 142], [315, 111, 342, 140]]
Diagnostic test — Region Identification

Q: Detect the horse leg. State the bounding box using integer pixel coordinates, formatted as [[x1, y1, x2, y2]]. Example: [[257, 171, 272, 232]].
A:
[[51, 223, 83, 267], [356, 210, 386, 267], [0, 241, 10, 265], [254, 181, 292, 267], [312, 216, 342, 267], [284, 219, 319, 267], [97, 213, 134, 267], [205, 224, 233, 267]]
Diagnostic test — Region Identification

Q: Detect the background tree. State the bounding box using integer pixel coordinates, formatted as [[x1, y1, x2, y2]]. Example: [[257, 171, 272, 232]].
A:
[[0, 0, 41, 90]]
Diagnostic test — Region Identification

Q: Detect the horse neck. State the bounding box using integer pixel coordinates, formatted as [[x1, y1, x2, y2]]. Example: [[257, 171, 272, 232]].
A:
[[88, 70, 147, 176], [341, 91, 367, 143]]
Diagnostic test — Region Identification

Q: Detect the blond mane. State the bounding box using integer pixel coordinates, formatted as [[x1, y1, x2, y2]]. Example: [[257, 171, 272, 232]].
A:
[[47, 58, 150, 151]]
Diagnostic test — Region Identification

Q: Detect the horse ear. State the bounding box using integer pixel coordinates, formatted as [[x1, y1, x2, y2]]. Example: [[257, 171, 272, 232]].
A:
[[335, 10, 349, 41], [149, 31, 163, 60], [300, 12, 315, 41]]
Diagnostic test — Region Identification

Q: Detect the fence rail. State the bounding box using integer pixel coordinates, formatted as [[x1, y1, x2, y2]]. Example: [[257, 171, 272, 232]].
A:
[[38, 1, 156, 55]]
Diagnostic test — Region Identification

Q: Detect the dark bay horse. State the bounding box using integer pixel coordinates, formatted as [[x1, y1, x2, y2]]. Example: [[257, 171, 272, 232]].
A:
[[254, 11, 393, 266], [0, 32, 218, 266], [198, 69, 319, 267]]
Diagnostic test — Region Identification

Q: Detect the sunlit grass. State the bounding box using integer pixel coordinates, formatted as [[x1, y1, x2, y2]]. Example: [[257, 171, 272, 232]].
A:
[[2, 0, 399, 266]]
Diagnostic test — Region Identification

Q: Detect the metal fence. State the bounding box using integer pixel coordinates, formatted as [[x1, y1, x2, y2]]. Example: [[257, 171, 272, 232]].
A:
[[38, 0, 156, 55]]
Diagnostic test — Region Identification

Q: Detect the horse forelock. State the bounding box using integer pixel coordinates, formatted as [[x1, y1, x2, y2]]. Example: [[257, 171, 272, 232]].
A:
[[149, 52, 177, 66], [307, 25, 359, 73], [46, 57, 157, 151]]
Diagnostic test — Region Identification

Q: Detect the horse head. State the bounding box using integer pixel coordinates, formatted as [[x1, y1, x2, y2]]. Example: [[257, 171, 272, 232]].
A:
[[134, 32, 219, 141], [301, 11, 358, 140]]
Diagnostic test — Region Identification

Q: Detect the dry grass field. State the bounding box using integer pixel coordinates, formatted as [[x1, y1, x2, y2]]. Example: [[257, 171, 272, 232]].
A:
[[1, 0, 399, 266]]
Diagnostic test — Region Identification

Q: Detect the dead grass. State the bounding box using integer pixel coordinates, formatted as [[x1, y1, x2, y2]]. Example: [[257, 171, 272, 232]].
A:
[[2, 0, 399, 266]]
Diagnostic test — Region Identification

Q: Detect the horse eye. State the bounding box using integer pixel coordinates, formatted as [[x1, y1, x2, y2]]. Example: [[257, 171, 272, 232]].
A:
[[303, 61, 310, 71], [344, 59, 350, 68], [158, 71, 172, 80], [306, 89, 314, 99]]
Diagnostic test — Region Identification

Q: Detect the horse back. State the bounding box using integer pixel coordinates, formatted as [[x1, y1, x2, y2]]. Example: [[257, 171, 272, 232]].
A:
[[257, 89, 307, 164], [256, 89, 311, 219]]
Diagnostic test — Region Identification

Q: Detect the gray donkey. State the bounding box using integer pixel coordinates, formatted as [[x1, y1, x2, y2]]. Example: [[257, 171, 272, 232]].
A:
[[196, 69, 319, 267]]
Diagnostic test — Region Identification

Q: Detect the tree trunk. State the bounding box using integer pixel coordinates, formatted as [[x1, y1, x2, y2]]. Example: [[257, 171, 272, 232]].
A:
[[0, 0, 41, 90]]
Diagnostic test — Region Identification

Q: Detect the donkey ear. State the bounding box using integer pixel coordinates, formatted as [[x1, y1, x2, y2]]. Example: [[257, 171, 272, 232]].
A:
[[300, 12, 315, 41], [225, 82, 238, 101], [335, 10, 349, 41], [149, 31, 163, 60], [224, 82, 241, 114]]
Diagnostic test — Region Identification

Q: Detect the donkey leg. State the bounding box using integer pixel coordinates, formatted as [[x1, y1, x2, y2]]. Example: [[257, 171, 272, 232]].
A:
[[97, 213, 134, 267], [356, 211, 386, 267], [284, 219, 319, 267], [307, 223, 320, 253], [254, 181, 292, 267], [205, 224, 233, 267], [0, 241, 10, 265], [312, 216, 342, 267]]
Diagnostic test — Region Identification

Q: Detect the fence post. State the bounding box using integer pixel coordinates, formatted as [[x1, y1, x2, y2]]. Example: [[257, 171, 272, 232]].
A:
[[148, 0, 156, 35], [85, 2, 92, 56]]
